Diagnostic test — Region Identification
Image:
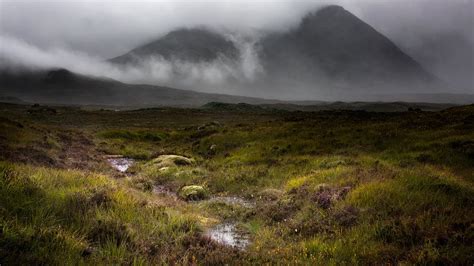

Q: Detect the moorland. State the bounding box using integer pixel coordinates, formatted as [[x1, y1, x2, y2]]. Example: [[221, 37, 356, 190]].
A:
[[0, 102, 473, 264]]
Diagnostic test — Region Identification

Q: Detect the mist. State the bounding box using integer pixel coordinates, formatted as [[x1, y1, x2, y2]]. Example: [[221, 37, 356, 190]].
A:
[[0, 33, 268, 96], [1, 0, 473, 98]]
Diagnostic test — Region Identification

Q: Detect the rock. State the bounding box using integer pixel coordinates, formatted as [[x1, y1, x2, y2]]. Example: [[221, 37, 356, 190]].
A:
[[150, 155, 194, 168], [178, 185, 208, 201]]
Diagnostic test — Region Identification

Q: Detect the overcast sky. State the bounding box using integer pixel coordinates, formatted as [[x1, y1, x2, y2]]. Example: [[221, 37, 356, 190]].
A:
[[1, 0, 473, 90]]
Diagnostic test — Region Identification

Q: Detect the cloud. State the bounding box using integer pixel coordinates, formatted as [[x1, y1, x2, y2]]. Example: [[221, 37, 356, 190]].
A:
[[0, 34, 265, 95], [1, 0, 471, 57], [0, 0, 323, 58]]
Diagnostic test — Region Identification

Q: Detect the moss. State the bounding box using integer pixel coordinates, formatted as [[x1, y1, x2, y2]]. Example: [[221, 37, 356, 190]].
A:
[[178, 185, 209, 201]]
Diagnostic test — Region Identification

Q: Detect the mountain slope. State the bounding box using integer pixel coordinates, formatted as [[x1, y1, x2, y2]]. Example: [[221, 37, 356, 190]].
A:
[[259, 5, 439, 92], [109, 28, 238, 65]]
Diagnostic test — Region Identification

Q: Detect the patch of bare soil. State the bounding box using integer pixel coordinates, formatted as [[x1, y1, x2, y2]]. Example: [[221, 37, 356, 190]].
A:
[[0, 144, 56, 166], [56, 131, 105, 170]]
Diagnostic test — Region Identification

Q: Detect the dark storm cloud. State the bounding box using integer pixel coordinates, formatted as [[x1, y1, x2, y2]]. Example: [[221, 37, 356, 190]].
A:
[[0, 0, 473, 93]]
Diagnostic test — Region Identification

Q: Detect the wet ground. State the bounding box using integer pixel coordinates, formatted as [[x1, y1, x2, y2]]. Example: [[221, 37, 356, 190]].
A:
[[208, 196, 255, 208], [204, 222, 251, 250], [107, 157, 134, 172], [134, 170, 255, 250]]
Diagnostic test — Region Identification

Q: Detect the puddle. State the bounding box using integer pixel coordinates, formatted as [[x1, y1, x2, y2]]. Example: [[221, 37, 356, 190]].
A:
[[107, 157, 134, 172], [205, 223, 250, 250], [208, 196, 255, 208]]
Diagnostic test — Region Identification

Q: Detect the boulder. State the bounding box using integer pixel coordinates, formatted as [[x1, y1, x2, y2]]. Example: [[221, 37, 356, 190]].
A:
[[151, 155, 194, 168], [178, 185, 208, 201]]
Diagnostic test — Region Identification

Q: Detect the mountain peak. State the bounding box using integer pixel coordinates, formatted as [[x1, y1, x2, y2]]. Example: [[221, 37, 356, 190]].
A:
[[317, 5, 345, 14], [299, 5, 353, 31]]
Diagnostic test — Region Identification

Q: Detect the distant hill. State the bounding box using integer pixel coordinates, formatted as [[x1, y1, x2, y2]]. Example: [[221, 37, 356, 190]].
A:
[[1, 67, 472, 108], [0, 68, 279, 107], [202, 101, 457, 113]]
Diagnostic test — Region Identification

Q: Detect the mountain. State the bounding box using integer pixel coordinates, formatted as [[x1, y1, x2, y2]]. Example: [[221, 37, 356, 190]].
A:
[[401, 31, 474, 90], [108, 5, 443, 96], [258, 5, 440, 93], [109, 28, 238, 65], [0, 68, 279, 107]]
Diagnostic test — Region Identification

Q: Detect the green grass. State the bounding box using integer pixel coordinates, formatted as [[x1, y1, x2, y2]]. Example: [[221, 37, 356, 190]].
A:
[[0, 162, 204, 264], [0, 103, 473, 264]]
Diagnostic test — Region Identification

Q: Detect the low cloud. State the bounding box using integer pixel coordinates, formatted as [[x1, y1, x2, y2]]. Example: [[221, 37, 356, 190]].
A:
[[0, 34, 265, 95]]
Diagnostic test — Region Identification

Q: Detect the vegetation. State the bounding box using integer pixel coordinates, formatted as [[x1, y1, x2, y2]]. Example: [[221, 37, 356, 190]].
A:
[[0, 102, 473, 264]]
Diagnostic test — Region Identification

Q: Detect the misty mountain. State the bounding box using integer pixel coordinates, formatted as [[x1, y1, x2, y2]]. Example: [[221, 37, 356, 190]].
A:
[[402, 32, 474, 90], [108, 5, 443, 96], [109, 28, 238, 64], [259, 5, 439, 93], [0, 68, 279, 107]]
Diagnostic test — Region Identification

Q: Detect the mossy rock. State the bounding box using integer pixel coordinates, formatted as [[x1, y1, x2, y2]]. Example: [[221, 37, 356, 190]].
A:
[[150, 155, 194, 168], [178, 185, 209, 201]]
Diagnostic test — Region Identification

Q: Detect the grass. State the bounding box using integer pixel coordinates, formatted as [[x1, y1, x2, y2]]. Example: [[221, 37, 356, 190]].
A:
[[0, 102, 473, 264], [0, 162, 207, 264], [98, 129, 167, 142]]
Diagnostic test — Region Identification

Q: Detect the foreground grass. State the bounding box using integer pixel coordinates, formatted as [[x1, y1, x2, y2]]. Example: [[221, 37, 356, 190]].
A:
[[0, 103, 473, 264], [0, 162, 241, 264]]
